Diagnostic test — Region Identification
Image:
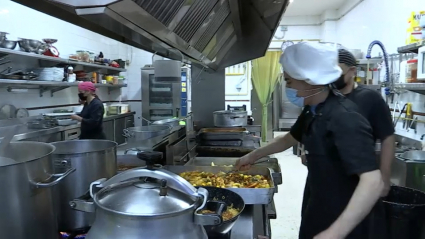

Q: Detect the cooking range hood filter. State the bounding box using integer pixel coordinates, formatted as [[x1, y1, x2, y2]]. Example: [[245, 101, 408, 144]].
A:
[[153, 60, 181, 82]]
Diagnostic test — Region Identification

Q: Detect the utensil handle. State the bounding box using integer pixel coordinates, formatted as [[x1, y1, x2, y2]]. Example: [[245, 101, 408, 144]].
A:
[[194, 187, 223, 226], [32, 167, 76, 188], [97, 168, 198, 197]]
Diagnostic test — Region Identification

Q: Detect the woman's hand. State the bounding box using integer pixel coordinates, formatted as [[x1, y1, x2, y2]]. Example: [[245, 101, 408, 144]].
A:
[[70, 115, 82, 122]]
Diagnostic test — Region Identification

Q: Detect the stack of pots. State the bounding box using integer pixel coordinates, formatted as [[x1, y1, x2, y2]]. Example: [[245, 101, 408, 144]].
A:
[[0, 141, 75, 239], [51, 140, 117, 232]]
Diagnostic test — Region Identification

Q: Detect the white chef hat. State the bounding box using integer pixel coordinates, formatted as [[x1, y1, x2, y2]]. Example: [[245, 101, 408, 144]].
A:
[[279, 42, 342, 85]]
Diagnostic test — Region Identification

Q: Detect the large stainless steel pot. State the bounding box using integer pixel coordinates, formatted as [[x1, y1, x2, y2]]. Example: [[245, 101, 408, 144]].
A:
[[52, 140, 117, 232], [213, 110, 247, 127], [398, 150, 425, 161], [70, 163, 223, 238], [123, 125, 170, 144], [0, 141, 74, 239]]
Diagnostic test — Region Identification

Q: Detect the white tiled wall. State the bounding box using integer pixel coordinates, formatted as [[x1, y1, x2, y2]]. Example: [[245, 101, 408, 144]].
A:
[[0, 0, 153, 126]]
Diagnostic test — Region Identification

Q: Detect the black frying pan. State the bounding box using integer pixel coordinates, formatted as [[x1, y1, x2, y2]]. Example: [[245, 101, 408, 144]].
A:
[[197, 186, 245, 236]]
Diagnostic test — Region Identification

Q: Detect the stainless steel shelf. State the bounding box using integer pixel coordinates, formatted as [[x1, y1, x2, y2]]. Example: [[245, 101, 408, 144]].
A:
[[397, 41, 425, 54], [357, 58, 382, 65], [0, 79, 127, 97], [0, 48, 126, 72], [394, 83, 425, 95]]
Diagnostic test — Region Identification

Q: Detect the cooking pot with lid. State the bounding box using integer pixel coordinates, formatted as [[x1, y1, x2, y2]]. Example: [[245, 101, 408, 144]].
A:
[[70, 151, 223, 239]]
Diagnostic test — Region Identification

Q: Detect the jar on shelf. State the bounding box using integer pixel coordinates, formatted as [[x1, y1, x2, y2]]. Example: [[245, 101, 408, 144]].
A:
[[406, 59, 418, 83]]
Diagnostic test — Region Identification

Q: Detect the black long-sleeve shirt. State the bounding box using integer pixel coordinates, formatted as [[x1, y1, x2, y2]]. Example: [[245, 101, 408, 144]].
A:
[[78, 98, 105, 139]]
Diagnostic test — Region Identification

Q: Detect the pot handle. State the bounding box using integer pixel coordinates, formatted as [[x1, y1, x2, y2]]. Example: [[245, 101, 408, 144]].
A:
[[69, 190, 96, 213], [95, 168, 198, 197], [122, 128, 132, 138], [194, 187, 223, 226], [32, 167, 76, 188]]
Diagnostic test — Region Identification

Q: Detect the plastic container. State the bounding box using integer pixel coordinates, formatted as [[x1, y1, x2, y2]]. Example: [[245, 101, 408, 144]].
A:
[[406, 59, 418, 82], [383, 186, 425, 239], [399, 60, 408, 83]]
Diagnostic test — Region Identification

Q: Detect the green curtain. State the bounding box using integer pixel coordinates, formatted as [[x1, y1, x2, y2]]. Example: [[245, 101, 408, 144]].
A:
[[251, 51, 282, 142]]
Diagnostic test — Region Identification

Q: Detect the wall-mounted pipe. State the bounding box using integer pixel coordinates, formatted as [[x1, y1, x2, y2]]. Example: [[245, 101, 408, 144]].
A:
[[365, 40, 390, 83], [365, 40, 391, 95]]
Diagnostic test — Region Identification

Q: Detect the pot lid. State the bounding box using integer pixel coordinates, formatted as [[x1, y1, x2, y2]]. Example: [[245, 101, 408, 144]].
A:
[[213, 110, 247, 115], [95, 179, 197, 216]]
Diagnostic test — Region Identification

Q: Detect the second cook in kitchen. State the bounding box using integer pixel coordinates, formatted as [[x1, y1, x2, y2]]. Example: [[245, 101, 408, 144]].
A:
[[235, 42, 386, 239], [70, 82, 106, 140]]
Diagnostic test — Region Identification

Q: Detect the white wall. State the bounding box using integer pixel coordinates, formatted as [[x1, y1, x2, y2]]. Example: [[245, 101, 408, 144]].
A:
[[269, 26, 322, 49], [0, 0, 154, 126], [225, 62, 252, 114], [336, 0, 423, 55]]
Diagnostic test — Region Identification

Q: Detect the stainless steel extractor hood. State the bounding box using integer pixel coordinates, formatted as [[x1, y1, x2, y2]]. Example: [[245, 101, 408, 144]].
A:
[[12, 0, 289, 71]]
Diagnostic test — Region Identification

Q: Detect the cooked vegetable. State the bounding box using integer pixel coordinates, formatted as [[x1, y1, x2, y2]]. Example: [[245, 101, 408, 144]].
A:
[[179, 171, 270, 188]]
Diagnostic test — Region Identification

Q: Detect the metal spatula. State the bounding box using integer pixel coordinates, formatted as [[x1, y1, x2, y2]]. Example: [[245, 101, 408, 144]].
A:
[[228, 158, 270, 173]]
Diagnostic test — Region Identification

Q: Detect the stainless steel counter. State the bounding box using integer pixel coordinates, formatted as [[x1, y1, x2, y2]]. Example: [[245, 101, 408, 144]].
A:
[[8, 112, 135, 141]]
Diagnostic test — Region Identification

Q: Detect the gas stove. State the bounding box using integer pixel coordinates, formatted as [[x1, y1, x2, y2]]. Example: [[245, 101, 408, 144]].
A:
[[59, 231, 232, 239], [208, 231, 231, 239], [60, 231, 87, 239]]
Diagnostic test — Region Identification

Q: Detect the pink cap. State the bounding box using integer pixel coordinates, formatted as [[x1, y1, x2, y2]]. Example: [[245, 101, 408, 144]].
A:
[[78, 82, 96, 92]]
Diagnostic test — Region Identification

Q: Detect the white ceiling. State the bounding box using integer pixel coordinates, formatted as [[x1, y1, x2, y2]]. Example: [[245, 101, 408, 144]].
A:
[[284, 0, 347, 16]]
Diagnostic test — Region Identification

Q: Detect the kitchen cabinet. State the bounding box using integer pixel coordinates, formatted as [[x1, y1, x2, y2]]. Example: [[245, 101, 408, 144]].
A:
[[39, 132, 62, 143], [103, 120, 114, 142], [114, 118, 126, 145], [20, 132, 62, 143]]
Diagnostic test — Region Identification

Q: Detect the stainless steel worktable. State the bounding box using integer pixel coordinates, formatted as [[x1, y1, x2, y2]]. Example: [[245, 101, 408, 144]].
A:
[[231, 205, 272, 239], [2, 112, 135, 141]]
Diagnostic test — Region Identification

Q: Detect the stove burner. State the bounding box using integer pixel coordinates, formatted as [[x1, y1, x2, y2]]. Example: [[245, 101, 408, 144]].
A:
[[60, 231, 87, 239]]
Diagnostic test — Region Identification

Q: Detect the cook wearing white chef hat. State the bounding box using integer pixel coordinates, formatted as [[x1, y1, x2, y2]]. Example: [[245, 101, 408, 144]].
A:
[[279, 42, 343, 107], [236, 41, 386, 239]]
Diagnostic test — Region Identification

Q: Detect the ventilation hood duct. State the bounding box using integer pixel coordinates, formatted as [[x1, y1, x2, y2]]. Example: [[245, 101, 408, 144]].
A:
[[12, 0, 289, 71]]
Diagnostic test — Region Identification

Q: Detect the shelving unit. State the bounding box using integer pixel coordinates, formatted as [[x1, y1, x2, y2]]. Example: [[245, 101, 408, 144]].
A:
[[0, 48, 126, 73], [0, 79, 127, 97], [394, 83, 425, 95], [397, 41, 425, 54]]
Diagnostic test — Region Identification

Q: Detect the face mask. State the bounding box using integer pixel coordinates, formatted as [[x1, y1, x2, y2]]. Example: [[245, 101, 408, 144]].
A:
[[332, 74, 347, 90], [285, 87, 326, 107], [78, 93, 87, 101], [286, 88, 304, 107]]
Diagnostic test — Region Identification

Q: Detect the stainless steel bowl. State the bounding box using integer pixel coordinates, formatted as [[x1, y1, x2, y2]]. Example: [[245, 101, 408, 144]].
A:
[[18, 38, 44, 53], [0, 40, 17, 50]]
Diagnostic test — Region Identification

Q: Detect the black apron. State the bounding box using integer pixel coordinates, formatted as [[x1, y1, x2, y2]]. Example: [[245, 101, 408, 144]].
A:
[[298, 100, 387, 239]]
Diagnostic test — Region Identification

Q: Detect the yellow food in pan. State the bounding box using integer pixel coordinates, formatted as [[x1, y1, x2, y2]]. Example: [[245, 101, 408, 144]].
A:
[[199, 207, 240, 221], [179, 171, 271, 188]]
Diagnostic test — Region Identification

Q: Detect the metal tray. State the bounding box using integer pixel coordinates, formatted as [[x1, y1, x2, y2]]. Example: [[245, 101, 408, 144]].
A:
[[186, 157, 282, 185], [164, 165, 275, 205], [196, 146, 254, 157], [198, 140, 243, 147], [198, 127, 247, 141]]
